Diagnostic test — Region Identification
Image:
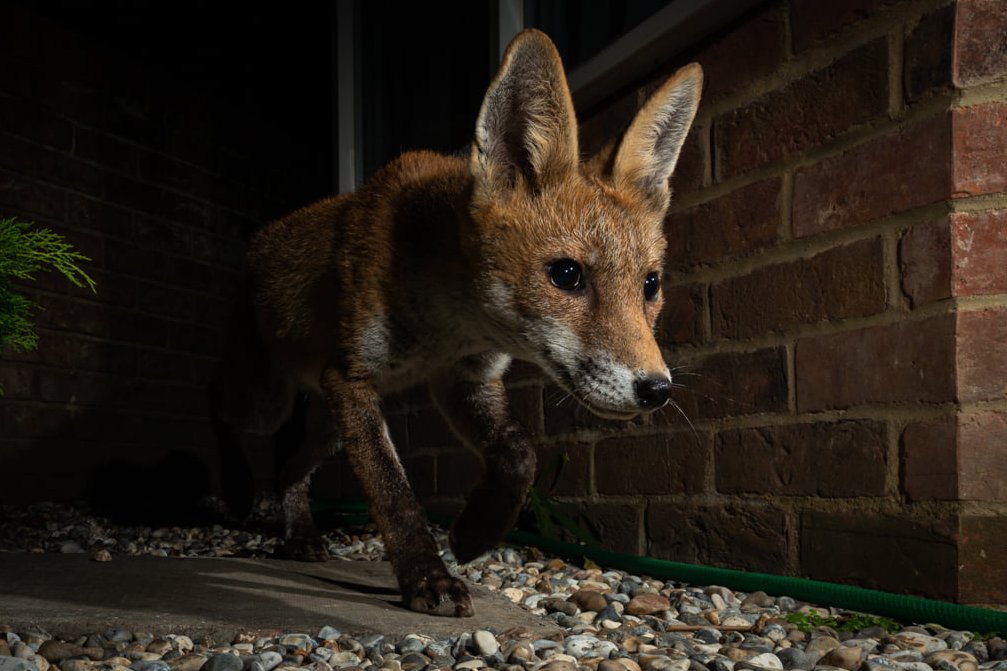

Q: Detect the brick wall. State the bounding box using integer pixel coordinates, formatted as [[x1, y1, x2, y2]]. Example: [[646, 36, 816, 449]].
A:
[[0, 4, 330, 507], [326, 0, 1005, 605]]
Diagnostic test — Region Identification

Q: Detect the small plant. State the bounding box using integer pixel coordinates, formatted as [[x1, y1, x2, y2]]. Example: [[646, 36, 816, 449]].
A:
[[784, 610, 903, 634], [0, 216, 96, 385]]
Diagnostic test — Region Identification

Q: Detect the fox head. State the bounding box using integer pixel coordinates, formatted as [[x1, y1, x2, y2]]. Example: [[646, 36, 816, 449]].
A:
[[465, 30, 702, 420]]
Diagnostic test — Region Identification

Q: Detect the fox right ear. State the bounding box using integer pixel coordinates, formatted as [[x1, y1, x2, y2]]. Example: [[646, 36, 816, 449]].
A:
[[613, 63, 703, 211], [471, 30, 579, 198]]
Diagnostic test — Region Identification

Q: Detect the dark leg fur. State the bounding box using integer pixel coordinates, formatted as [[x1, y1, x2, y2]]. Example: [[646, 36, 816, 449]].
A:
[[321, 370, 473, 617], [430, 357, 536, 564]]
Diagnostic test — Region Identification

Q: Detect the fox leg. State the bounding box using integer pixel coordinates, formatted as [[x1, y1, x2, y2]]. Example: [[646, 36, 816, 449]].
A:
[[430, 354, 537, 564], [322, 369, 473, 617], [275, 394, 337, 561]]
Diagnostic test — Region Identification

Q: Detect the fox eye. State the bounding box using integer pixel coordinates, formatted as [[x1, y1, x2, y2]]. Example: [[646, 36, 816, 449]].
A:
[[644, 272, 660, 301], [548, 259, 583, 291]]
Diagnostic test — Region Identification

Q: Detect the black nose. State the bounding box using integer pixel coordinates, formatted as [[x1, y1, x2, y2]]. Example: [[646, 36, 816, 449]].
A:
[[634, 375, 672, 410]]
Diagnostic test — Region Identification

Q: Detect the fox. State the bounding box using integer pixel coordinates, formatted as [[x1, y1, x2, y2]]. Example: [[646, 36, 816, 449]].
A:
[[209, 29, 702, 617]]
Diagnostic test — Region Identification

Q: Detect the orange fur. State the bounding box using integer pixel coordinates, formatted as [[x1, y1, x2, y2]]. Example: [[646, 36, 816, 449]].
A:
[[211, 29, 703, 617]]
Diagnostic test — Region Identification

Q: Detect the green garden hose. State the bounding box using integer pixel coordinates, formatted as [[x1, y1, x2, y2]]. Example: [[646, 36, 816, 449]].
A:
[[310, 500, 1007, 635]]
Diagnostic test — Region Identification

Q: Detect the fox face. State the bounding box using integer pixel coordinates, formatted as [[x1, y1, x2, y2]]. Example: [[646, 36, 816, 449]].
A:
[[466, 33, 703, 419]]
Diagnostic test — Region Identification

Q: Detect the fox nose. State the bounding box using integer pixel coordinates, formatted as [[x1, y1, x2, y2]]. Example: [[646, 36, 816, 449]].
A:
[[634, 375, 672, 410]]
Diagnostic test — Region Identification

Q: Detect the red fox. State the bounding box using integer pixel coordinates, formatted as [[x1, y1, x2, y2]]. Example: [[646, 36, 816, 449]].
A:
[[210, 30, 702, 617]]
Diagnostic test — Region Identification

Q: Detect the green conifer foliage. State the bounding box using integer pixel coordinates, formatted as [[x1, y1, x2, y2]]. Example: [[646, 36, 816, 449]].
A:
[[0, 216, 96, 370]]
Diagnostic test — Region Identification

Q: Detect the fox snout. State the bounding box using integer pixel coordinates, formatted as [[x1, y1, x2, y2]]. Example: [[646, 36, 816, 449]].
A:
[[635, 374, 673, 410]]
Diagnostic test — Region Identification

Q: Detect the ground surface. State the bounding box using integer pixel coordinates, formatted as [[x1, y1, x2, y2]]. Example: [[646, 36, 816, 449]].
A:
[[0, 553, 559, 641]]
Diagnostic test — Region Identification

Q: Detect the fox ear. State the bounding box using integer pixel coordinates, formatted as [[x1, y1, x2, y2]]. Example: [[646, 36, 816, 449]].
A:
[[613, 63, 703, 210], [471, 30, 578, 196]]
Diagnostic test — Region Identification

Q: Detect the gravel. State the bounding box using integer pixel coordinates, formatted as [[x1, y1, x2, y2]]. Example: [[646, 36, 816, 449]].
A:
[[2, 501, 1005, 671]]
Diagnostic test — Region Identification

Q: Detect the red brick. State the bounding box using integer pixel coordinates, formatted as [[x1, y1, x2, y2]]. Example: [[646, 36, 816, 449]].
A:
[[957, 412, 1007, 501], [407, 405, 458, 450], [790, 0, 895, 52], [800, 510, 957, 599], [665, 177, 781, 271], [659, 283, 704, 347], [954, 0, 1007, 87], [136, 283, 194, 320], [659, 346, 789, 421], [716, 420, 887, 497], [715, 39, 888, 179], [956, 309, 1007, 403], [108, 310, 170, 347], [0, 169, 67, 221], [595, 433, 707, 496], [536, 442, 591, 497], [0, 364, 33, 399], [901, 417, 958, 502], [66, 193, 132, 238], [904, 5, 955, 102], [959, 514, 1007, 604], [796, 315, 956, 411], [952, 103, 1007, 197], [648, 502, 788, 573], [794, 115, 952, 237], [31, 294, 107, 338], [951, 210, 1007, 295], [436, 450, 483, 497], [693, 4, 785, 101], [509, 385, 544, 438], [578, 88, 638, 162], [899, 216, 951, 307], [0, 98, 72, 149], [712, 238, 885, 339], [576, 502, 642, 554], [73, 126, 139, 174]]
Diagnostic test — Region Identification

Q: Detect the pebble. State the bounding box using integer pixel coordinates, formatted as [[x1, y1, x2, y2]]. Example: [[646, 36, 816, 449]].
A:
[[1, 501, 1003, 671]]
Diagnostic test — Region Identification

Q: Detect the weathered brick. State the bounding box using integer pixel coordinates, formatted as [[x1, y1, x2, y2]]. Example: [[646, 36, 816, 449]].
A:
[[693, 4, 785, 100], [951, 209, 1007, 296], [660, 347, 788, 421], [407, 405, 458, 450], [436, 451, 483, 497], [536, 442, 591, 497], [901, 417, 958, 502], [715, 39, 888, 179], [0, 97, 73, 149], [800, 510, 957, 598], [74, 126, 139, 174], [952, 103, 1007, 197], [790, 0, 894, 52], [665, 177, 781, 271], [716, 420, 887, 497], [509, 385, 544, 438], [66, 193, 132, 238], [578, 88, 638, 161], [648, 503, 787, 573], [595, 434, 707, 496], [0, 169, 67, 221], [904, 5, 955, 102], [957, 412, 1007, 501], [659, 283, 704, 347], [900, 216, 951, 307], [796, 115, 952, 237], [577, 502, 643, 554], [954, 0, 1007, 87], [959, 514, 1007, 604], [136, 283, 194, 320], [712, 238, 885, 339], [108, 310, 170, 347], [31, 294, 107, 338], [956, 309, 1007, 403], [796, 315, 956, 411]]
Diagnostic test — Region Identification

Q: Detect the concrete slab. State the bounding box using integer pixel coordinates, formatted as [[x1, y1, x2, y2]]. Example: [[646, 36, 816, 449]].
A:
[[0, 553, 560, 641]]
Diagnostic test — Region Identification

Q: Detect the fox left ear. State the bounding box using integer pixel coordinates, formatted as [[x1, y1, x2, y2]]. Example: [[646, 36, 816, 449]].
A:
[[613, 63, 703, 211], [471, 30, 579, 198]]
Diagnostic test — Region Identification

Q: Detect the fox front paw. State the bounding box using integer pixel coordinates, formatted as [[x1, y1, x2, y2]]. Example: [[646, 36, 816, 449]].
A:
[[404, 574, 474, 617], [279, 534, 330, 562]]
